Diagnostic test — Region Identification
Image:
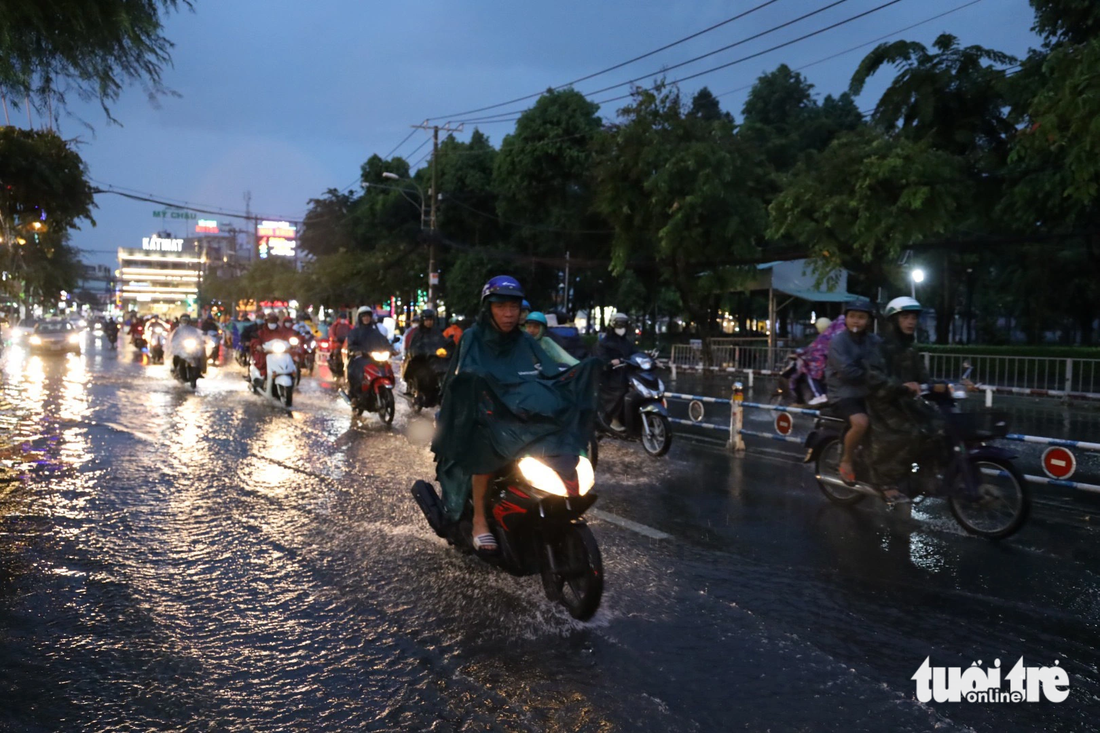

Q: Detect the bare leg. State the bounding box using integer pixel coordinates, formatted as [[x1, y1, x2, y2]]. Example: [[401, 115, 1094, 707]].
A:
[[840, 413, 868, 480], [472, 474, 492, 542]]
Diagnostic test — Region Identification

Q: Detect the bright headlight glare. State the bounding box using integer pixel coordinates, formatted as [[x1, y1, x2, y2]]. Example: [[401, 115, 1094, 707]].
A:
[[576, 456, 595, 496], [435, 347, 448, 357], [518, 457, 567, 496], [29, 335, 42, 345], [68, 333, 81, 344], [290, 337, 300, 346], [271, 342, 287, 354], [370, 350, 389, 362], [183, 338, 198, 350]]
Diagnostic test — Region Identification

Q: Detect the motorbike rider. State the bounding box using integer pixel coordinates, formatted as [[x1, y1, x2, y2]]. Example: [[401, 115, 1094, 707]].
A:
[[596, 312, 636, 432], [526, 311, 578, 369], [231, 312, 253, 350], [442, 317, 464, 346], [867, 297, 944, 505], [102, 317, 120, 345], [346, 306, 393, 395], [329, 311, 352, 372], [250, 313, 297, 384], [825, 297, 881, 490], [797, 315, 846, 405], [168, 314, 206, 376], [403, 308, 449, 392]]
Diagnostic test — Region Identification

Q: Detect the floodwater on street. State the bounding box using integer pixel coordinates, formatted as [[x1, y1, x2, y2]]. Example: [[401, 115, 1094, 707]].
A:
[[1, 335, 1098, 732]]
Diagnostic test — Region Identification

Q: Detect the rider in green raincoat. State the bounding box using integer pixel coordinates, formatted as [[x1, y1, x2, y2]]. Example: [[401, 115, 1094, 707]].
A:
[[431, 276, 600, 551]]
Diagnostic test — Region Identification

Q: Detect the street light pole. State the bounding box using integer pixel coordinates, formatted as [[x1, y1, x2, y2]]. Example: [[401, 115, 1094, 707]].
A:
[[412, 122, 462, 310]]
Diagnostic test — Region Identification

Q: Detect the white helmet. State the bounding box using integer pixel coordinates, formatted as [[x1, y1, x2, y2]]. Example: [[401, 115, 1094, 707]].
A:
[[883, 296, 922, 319], [356, 306, 374, 321], [814, 317, 832, 334]]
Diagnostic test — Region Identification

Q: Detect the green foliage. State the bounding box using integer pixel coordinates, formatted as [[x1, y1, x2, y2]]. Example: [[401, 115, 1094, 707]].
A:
[[1029, 0, 1100, 45], [0, 0, 188, 120], [299, 188, 356, 257]]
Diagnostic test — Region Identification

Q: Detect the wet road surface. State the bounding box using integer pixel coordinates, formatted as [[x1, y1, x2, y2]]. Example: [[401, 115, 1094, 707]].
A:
[[1, 338, 1097, 731]]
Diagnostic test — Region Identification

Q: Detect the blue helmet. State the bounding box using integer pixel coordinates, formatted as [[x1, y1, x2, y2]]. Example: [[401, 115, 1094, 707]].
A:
[[527, 311, 548, 327], [481, 275, 525, 304], [844, 296, 874, 316]]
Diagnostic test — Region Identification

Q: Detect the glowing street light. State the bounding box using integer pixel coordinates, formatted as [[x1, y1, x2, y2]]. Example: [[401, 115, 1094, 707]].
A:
[[910, 267, 925, 297]]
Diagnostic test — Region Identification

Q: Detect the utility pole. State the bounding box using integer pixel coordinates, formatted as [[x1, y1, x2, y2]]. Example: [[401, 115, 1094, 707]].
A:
[[412, 121, 462, 310]]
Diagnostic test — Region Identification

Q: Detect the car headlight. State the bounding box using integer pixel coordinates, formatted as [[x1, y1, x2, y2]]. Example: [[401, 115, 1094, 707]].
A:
[[183, 338, 198, 350], [290, 337, 300, 346], [370, 350, 389, 362], [518, 457, 567, 496], [270, 341, 287, 354], [631, 377, 659, 399], [28, 335, 42, 345], [435, 347, 448, 357], [68, 333, 81, 344]]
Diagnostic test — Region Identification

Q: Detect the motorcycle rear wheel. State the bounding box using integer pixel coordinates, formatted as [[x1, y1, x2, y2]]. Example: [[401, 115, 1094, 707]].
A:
[[814, 437, 865, 505], [949, 458, 1030, 540], [640, 413, 672, 457], [540, 523, 603, 620]]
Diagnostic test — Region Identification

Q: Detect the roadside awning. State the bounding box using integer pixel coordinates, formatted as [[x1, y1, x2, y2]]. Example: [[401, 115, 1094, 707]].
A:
[[752, 259, 851, 302]]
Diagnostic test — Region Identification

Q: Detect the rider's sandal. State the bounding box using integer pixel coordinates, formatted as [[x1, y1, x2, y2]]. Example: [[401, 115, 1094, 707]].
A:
[[839, 465, 857, 486], [473, 533, 499, 553], [880, 490, 911, 509]]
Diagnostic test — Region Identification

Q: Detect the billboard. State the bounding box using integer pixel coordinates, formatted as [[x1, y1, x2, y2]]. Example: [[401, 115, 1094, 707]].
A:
[[257, 220, 297, 259]]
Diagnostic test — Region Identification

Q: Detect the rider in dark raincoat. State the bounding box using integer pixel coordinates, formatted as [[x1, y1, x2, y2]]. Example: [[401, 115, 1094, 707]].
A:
[[431, 276, 600, 552]]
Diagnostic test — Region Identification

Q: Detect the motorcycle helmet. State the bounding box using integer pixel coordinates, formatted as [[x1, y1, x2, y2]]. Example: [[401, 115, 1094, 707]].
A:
[[420, 308, 436, 324], [481, 275, 525, 304], [883, 296, 922, 319], [356, 305, 374, 324], [843, 297, 874, 316], [179, 314, 192, 326], [526, 311, 548, 327]]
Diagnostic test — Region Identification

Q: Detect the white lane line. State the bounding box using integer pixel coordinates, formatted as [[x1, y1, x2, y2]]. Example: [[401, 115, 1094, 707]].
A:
[[96, 421, 159, 443], [588, 508, 671, 541]]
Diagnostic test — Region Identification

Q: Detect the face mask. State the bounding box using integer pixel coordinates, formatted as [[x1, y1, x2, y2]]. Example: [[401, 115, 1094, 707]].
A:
[[267, 323, 277, 330], [615, 327, 627, 337]]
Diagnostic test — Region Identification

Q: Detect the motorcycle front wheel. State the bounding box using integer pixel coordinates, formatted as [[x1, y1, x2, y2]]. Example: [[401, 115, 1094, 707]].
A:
[[640, 412, 672, 457], [814, 437, 865, 505], [541, 523, 603, 621], [379, 389, 395, 424], [949, 458, 1030, 540]]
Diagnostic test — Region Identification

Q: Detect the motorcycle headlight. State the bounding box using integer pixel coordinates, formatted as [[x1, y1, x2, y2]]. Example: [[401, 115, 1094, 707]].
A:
[[29, 335, 42, 345], [518, 457, 567, 496], [271, 342, 287, 354], [370, 350, 389, 362], [637, 356, 653, 370], [290, 337, 300, 346], [68, 333, 81, 344], [576, 455, 595, 495], [631, 377, 659, 400], [183, 338, 198, 350], [435, 347, 448, 357]]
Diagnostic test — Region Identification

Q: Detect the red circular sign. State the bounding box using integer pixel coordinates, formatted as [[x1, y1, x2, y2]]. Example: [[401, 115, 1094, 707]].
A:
[[1041, 447, 1077, 480], [774, 412, 794, 436]]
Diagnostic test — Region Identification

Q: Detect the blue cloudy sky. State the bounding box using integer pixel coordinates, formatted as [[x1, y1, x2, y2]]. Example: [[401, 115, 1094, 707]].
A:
[[50, 0, 1040, 267]]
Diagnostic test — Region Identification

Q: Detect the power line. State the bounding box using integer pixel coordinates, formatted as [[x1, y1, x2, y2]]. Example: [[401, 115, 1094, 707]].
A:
[[92, 187, 303, 224], [713, 0, 983, 99], [428, 0, 785, 122], [590, 0, 908, 108], [384, 128, 419, 158]]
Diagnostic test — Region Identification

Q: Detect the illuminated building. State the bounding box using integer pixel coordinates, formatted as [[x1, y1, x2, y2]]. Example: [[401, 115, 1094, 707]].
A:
[[117, 234, 203, 314]]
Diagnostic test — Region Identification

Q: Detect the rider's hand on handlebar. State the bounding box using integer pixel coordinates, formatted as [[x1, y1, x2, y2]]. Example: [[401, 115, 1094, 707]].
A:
[[611, 359, 622, 366], [932, 383, 948, 394], [904, 381, 922, 395]]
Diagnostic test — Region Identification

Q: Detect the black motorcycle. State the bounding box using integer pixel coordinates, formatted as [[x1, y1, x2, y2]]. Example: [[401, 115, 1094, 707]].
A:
[[412, 452, 603, 620], [805, 385, 1030, 540], [328, 345, 345, 378], [102, 323, 119, 350], [403, 342, 451, 412], [170, 336, 206, 390], [596, 352, 671, 458]]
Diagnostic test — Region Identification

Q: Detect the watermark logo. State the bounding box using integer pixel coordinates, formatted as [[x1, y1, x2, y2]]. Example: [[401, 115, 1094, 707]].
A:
[[912, 657, 1069, 703]]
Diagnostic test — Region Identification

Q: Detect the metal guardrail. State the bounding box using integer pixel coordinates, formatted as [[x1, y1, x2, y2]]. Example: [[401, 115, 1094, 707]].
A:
[[661, 387, 1100, 497]]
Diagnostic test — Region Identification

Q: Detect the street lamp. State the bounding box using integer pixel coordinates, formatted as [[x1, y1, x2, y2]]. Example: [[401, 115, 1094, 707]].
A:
[[910, 267, 925, 298], [380, 171, 437, 308]]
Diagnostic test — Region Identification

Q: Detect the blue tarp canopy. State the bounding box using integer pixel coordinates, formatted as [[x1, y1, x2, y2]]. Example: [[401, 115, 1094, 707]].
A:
[[751, 259, 852, 302]]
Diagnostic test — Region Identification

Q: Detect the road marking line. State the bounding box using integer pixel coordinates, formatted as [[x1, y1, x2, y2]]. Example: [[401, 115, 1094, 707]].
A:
[[588, 508, 671, 540]]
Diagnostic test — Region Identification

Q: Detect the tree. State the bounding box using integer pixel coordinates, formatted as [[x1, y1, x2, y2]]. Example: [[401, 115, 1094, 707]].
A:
[[687, 87, 733, 124], [1029, 0, 1100, 45], [0, 0, 189, 121], [300, 188, 356, 258], [595, 83, 768, 334]]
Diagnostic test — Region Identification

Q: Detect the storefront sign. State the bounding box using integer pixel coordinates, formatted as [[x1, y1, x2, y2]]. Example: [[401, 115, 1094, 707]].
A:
[[142, 235, 184, 252]]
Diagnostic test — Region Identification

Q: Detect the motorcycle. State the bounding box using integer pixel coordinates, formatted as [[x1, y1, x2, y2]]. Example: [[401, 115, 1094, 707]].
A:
[[130, 322, 146, 350], [249, 338, 298, 407], [346, 349, 395, 424], [146, 324, 167, 364], [772, 350, 827, 407], [235, 343, 251, 368], [203, 328, 222, 366], [805, 385, 1031, 540], [402, 343, 451, 412], [293, 333, 316, 376], [595, 351, 671, 458], [327, 343, 345, 378], [411, 451, 603, 620], [171, 336, 206, 389], [102, 323, 119, 350]]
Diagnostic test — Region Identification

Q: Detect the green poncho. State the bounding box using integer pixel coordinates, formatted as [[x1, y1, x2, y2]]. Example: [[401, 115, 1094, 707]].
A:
[[431, 309, 600, 521]]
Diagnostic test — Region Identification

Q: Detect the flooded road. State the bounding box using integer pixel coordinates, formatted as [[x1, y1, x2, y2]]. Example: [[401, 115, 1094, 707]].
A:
[[1, 338, 1097, 731]]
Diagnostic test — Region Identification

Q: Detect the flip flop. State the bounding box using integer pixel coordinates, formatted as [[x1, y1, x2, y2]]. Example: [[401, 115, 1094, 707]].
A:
[[880, 490, 911, 508], [839, 464, 857, 486], [473, 533, 499, 553]]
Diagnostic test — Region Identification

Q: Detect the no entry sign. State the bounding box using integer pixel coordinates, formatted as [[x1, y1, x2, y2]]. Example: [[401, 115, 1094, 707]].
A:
[[1041, 446, 1077, 480], [774, 412, 793, 436]]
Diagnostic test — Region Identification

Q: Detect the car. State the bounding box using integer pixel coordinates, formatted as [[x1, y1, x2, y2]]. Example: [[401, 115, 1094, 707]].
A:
[[27, 319, 82, 355], [11, 317, 39, 343]]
